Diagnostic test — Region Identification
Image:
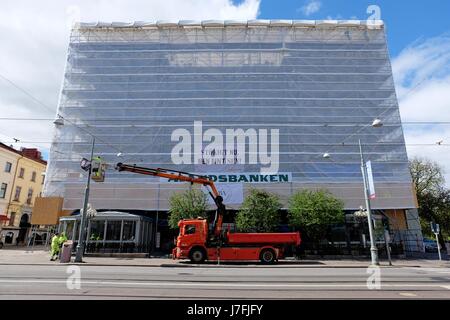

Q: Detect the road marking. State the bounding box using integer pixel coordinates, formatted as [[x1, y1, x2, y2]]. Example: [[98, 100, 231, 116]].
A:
[[399, 293, 417, 297], [0, 279, 449, 289]]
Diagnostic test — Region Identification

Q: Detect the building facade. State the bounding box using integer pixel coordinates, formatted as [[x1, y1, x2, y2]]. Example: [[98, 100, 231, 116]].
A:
[[44, 20, 423, 254], [0, 144, 47, 244]]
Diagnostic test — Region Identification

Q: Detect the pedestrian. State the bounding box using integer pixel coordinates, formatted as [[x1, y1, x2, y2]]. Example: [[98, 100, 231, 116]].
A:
[[50, 232, 60, 261]]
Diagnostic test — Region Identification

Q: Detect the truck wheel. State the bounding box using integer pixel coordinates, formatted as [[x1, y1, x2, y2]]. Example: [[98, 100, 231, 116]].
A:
[[260, 249, 276, 264], [189, 248, 206, 263]]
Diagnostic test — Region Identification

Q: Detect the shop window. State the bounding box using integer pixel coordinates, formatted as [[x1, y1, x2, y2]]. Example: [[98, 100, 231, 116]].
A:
[[89, 220, 105, 241], [106, 221, 122, 241], [65, 221, 75, 240], [122, 221, 136, 241]]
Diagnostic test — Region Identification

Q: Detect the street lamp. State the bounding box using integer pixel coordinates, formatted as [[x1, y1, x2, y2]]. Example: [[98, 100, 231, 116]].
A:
[[53, 117, 94, 263], [358, 138, 379, 266], [74, 137, 95, 263], [323, 118, 383, 266]]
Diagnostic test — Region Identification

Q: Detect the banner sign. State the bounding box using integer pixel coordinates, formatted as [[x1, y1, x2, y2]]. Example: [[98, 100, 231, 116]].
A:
[[366, 161, 376, 199], [161, 172, 292, 183], [202, 183, 244, 205]]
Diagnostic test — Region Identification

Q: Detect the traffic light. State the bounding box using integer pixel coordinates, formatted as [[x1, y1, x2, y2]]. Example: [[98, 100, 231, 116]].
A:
[[91, 156, 106, 182]]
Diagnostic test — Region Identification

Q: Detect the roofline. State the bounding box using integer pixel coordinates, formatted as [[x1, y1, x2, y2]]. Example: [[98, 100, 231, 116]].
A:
[[0, 143, 47, 166], [74, 19, 384, 31]]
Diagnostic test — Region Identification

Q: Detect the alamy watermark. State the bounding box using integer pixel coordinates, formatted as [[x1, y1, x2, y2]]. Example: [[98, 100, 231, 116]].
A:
[[366, 4, 382, 29], [366, 266, 381, 290], [66, 265, 81, 290], [171, 121, 280, 174]]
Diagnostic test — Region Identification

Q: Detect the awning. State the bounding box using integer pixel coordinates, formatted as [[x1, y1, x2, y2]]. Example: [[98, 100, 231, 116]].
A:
[[0, 215, 10, 222]]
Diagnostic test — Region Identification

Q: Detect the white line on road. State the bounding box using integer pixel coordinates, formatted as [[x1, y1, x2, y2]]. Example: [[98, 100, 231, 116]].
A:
[[1, 279, 450, 290]]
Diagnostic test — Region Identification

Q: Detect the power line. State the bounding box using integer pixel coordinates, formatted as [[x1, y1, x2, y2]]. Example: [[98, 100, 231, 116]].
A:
[[2, 117, 450, 125], [0, 71, 124, 156]]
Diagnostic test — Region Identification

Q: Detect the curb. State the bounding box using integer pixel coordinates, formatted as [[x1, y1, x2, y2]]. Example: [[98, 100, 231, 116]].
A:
[[0, 262, 424, 268]]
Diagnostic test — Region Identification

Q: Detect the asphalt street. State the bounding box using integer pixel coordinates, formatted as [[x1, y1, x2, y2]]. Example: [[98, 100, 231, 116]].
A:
[[0, 264, 450, 299]]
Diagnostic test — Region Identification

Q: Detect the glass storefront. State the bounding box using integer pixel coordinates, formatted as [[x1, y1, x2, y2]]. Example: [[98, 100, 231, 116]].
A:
[[59, 211, 152, 253]]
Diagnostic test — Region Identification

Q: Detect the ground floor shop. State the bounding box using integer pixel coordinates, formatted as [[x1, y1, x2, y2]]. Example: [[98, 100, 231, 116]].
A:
[[55, 207, 424, 257], [59, 211, 153, 254]]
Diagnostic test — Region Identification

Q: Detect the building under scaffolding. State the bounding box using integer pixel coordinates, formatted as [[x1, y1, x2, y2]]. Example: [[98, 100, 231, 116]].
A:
[[44, 20, 424, 254]]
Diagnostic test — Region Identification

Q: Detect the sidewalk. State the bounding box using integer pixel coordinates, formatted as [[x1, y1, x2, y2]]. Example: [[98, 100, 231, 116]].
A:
[[1, 246, 449, 268]]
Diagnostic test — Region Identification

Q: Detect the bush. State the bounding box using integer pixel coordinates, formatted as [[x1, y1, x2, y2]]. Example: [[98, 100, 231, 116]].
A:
[[235, 189, 282, 232], [288, 189, 344, 241], [168, 188, 208, 229]]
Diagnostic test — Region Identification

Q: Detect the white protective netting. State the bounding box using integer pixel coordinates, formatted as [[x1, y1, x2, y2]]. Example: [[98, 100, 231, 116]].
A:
[[44, 20, 415, 211]]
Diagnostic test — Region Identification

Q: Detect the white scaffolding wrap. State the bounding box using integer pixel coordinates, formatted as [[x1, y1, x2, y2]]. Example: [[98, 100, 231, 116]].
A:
[[44, 20, 415, 211]]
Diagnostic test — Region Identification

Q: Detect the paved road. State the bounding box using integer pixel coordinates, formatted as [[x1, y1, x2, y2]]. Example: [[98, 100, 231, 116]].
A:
[[0, 264, 450, 299]]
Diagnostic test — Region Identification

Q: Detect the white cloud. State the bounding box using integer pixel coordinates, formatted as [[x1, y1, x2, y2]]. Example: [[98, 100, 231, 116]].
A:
[[392, 34, 450, 186], [299, 0, 321, 16], [0, 0, 260, 154]]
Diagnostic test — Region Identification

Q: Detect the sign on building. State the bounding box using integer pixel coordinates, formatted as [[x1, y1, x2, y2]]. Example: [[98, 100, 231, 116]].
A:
[[366, 161, 376, 199], [202, 183, 244, 205]]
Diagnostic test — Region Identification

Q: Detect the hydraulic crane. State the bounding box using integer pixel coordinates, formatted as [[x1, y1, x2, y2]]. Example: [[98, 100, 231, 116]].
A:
[[115, 163, 226, 239], [115, 162, 300, 263]]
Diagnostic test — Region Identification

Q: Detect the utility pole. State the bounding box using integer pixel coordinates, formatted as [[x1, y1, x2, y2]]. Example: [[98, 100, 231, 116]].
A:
[[359, 139, 379, 266], [74, 137, 95, 263]]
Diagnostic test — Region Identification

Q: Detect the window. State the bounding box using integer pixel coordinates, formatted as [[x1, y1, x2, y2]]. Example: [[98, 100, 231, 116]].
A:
[[89, 220, 105, 241], [106, 221, 122, 241], [18, 168, 24, 178], [9, 212, 16, 227], [184, 225, 196, 235], [122, 221, 136, 241], [31, 171, 36, 182], [4, 162, 12, 173], [13, 186, 21, 201], [26, 188, 33, 205], [41, 175, 45, 185], [0, 183, 7, 199]]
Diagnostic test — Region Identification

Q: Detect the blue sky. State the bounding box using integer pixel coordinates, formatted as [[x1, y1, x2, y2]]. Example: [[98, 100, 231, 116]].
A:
[[257, 0, 450, 56]]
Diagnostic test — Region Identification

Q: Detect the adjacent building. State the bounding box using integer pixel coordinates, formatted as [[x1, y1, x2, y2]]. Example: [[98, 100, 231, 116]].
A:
[[0, 143, 47, 244], [44, 20, 423, 254]]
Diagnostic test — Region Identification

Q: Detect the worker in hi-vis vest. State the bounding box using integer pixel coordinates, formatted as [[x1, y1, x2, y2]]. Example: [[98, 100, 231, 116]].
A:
[[50, 233, 61, 261]]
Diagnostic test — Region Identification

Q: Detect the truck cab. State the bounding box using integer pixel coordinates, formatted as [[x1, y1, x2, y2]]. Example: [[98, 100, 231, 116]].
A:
[[173, 219, 209, 261]]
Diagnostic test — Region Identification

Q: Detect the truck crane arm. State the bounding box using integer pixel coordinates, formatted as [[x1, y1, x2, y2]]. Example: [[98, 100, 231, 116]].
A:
[[115, 163, 226, 238]]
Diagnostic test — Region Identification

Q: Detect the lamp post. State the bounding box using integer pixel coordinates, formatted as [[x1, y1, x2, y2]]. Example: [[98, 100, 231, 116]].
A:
[[323, 118, 382, 266], [54, 116, 95, 262], [74, 137, 95, 263], [359, 139, 379, 266]]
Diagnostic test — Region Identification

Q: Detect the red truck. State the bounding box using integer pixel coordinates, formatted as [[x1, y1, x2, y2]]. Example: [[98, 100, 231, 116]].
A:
[[115, 163, 301, 263]]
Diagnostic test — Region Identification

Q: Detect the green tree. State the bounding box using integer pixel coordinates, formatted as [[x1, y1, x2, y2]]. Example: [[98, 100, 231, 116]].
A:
[[409, 157, 450, 242], [288, 189, 344, 241], [168, 188, 208, 229], [235, 189, 282, 232]]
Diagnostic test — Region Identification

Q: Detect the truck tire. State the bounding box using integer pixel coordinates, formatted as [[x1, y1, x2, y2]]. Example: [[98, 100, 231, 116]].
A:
[[189, 247, 206, 263], [260, 248, 276, 264]]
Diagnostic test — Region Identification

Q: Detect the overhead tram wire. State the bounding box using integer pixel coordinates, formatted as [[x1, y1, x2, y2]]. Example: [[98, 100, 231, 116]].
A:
[[0, 72, 125, 157], [2, 117, 450, 126]]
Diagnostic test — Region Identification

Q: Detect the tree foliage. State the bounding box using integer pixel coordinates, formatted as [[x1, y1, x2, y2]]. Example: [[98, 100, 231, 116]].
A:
[[288, 189, 344, 240], [410, 157, 445, 196], [235, 189, 282, 232], [409, 157, 450, 241], [168, 188, 208, 229]]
